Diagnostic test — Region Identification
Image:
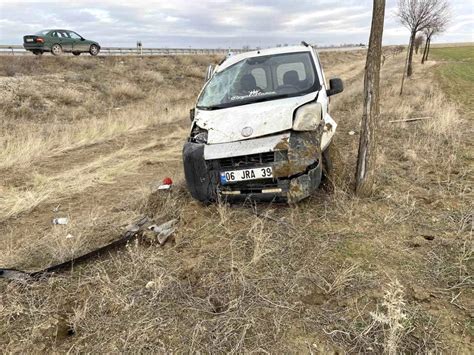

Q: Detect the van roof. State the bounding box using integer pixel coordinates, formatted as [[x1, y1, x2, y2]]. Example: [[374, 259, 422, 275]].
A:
[[218, 45, 314, 72]]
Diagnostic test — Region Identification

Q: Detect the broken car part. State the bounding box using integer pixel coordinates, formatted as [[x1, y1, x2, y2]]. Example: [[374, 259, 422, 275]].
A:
[[0, 216, 151, 282], [148, 219, 178, 245], [52, 217, 68, 225], [156, 177, 174, 191]]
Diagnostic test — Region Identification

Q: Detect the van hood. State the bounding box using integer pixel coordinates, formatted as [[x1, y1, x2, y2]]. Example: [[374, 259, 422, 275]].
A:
[[194, 92, 317, 144]]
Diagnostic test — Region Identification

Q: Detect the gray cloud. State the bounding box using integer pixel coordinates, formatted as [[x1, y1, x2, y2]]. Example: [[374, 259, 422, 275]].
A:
[[0, 0, 472, 47]]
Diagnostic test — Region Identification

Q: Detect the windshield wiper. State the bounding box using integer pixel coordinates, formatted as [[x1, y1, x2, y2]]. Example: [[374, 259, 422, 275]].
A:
[[198, 94, 294, 110]]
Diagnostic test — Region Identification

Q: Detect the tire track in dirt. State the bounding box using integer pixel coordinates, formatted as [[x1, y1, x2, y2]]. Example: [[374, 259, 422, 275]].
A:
[[0, 119, 189, 267], [0, 121, 186, 188]]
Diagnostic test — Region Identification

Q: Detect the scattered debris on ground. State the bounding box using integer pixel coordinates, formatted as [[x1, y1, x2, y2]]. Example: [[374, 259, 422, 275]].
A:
[[52, 217, 68, 225], [0, 215, 170, 281]]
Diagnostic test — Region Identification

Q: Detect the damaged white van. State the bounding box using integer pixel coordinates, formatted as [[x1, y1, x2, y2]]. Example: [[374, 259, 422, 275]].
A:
[[183, 43, 343, 203]]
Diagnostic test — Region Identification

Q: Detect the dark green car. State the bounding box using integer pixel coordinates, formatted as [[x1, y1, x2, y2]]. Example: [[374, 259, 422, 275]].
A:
[[23, 29, 100, 56]]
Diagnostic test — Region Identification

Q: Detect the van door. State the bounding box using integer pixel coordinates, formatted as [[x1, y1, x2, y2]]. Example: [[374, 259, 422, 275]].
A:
[[314, 51, 336, 150]]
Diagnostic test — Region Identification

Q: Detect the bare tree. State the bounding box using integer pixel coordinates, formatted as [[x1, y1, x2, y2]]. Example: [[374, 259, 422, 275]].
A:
[[396, 0, 449, 77], [414, 34, 424, 54], [355, 0, 385, 196], [421, 15, 449, 63], [421, 31, 431, 64]]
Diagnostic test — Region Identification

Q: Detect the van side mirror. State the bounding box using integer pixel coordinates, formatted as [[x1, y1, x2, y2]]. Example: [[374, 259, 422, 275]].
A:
[[326, 78, 344, 97], [205, 65, 214, 81], [190, 108, 195, 122]]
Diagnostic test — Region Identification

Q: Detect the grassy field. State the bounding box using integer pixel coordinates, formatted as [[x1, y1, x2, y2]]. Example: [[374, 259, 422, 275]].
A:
[[0, 48, 472, 353], [430, 46, 474, 109]]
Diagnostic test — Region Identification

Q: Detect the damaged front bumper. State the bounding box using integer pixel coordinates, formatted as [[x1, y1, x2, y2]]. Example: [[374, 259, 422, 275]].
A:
[[183, 131, 323, 204], [218, 162, 322, 203]]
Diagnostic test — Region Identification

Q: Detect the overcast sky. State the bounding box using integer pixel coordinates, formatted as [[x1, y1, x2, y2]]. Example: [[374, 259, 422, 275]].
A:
[[0, 0, 472, 48]]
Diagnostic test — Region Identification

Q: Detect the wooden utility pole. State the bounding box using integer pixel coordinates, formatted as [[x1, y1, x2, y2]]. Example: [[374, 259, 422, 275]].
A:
[[355, 0, 385, 196]]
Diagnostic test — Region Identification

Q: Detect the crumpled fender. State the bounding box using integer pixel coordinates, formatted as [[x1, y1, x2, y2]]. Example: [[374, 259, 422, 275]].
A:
[[273, 125, 324, 178]]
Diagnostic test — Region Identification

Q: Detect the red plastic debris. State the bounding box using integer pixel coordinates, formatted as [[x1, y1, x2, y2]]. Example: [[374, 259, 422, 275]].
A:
[[163, 177, 173, 185]]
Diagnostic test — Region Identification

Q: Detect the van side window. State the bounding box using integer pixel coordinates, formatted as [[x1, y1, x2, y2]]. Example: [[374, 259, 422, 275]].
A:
[[251, 68, 267, 90], [276, 62, 306, 86]]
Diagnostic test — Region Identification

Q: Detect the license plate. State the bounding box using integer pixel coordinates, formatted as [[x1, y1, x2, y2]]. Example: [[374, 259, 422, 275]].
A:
[[26, 38, 33, 42], [220, 167, 273, 184]]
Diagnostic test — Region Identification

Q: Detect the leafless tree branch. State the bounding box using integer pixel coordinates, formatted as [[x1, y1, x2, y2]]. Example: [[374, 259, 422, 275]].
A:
[[396, 0, 450, 77]]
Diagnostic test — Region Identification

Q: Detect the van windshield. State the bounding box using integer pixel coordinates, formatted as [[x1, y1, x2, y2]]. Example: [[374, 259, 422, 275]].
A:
[[197, 52, 319, 110]]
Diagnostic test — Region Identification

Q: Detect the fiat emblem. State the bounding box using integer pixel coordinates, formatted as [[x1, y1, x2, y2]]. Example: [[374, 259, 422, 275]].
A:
[[241, 127, 253, 137]]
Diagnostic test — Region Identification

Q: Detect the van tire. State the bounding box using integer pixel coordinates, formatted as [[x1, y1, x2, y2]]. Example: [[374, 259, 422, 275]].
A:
[[183, 142, 217, 203]]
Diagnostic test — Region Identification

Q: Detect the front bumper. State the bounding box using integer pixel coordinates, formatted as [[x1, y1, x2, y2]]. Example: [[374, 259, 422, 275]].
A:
[[218, 161, 322, 203], [183, 130, 323, 204]]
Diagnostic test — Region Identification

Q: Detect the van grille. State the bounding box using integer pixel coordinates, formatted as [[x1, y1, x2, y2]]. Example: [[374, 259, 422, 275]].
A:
[[215, 151, 287, 169]]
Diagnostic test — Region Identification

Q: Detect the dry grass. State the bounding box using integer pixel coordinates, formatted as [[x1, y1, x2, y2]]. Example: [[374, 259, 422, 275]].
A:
[[0, 148, 142, 221], [0, 56, 207, 171], [109, 82, 145, 101], [0, 49, 472, 353], [369, 280, 408, 355], [0, 55, 210, 220]]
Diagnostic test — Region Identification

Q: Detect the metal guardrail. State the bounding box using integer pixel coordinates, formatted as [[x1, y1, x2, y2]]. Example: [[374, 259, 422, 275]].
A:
[[0, 45, 250, 56], [0, 44, 367, 56], [0, 45, 23, 55]]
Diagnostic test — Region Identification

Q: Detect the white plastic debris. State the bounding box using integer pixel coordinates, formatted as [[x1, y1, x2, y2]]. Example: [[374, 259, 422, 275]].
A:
[[157, 184, 171, 190], [145, 281, 155, 289], [53, 218, 68, 225], [65, 233, 74, 239], [348, 130, 356, 136], [148, 219, 178, 245], [151, 177, 173, 193]]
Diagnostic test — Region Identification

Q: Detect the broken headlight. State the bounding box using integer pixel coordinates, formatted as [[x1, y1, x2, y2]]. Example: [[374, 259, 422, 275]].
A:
[[293, 102, 323, 131], [190, 126, 208, 144]]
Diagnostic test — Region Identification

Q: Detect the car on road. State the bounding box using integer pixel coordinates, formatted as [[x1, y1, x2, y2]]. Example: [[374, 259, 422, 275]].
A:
[[23, 30, 100, 56], [183, 43, 343, 204]]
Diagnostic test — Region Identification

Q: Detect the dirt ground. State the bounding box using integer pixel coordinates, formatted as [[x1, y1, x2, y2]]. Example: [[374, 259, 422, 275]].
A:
[[0, 49, 472, 353]]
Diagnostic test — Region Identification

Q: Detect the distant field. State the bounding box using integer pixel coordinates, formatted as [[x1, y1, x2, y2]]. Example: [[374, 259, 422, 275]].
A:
[[431, 46, 474, 109], [431, 42, 474, 48]]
